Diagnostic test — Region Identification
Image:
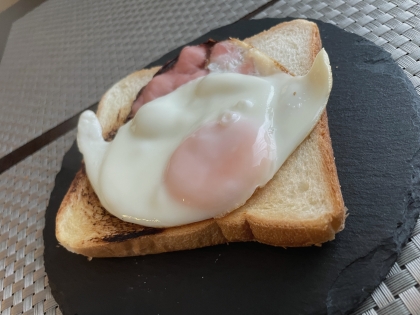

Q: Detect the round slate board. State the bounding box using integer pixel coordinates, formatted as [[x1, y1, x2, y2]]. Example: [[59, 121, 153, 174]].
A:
[[44, 18, 420, 315]]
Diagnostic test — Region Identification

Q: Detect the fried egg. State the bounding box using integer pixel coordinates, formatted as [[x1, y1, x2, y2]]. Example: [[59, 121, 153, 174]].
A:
[[77, 48, 332, 228]]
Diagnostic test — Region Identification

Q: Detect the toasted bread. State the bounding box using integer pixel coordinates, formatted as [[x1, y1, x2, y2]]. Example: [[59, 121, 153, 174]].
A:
[[56, 19, 346, 257]]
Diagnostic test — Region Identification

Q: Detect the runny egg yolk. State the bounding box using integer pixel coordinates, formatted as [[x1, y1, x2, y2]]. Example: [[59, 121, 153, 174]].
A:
[[164, 116, 275, 214]]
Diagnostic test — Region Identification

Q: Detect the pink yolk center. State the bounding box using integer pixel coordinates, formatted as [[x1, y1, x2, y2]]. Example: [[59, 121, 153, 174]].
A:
[[164, 118, 274, 213]]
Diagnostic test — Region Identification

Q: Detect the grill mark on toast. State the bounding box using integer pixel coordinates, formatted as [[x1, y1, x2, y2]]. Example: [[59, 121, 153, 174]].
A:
[[102, 228, 162, 243], [105, 129, 118, 141], [71, 168, 163, 243], [106, 107, 133, 140]]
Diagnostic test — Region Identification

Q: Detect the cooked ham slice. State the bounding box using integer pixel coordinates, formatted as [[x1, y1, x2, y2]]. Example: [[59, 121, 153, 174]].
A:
[[131, 40, 257, 116]]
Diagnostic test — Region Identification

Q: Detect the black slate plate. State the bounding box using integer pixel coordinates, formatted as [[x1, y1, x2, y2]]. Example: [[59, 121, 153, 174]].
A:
[[44, 18, 420, 315]]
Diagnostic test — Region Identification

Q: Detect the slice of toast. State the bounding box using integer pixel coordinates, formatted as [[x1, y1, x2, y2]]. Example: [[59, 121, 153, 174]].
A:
[[56, 19, 346, 257]]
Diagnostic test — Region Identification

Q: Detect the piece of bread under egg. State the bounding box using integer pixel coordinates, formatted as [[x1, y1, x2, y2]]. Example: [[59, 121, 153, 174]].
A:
[[56, 19, 346, 257]]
